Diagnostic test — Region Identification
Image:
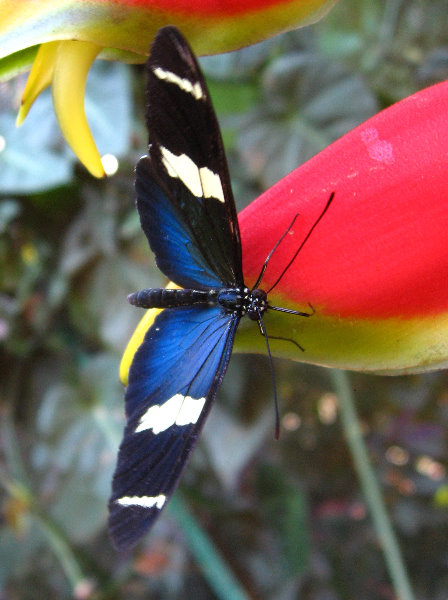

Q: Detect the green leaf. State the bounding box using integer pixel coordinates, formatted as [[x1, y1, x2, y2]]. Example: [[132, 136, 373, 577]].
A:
[[84, 61, 132, 158], [0, 46, 38, 81], [32, 355, 123, 540], [257, 464, 310, 576], [203, 404, 271, 492], [237, 50, 377, 188], [0, 100, 72, 193], [0, 61, 132, 194], [0, 198, 21, 233]]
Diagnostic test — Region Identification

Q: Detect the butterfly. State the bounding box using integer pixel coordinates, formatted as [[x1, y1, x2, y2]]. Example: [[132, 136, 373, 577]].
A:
[[108, 25, 333, 551]]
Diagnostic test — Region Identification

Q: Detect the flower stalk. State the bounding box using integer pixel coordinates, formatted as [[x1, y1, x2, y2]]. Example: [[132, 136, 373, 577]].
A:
[[331, 369, 415, 600]]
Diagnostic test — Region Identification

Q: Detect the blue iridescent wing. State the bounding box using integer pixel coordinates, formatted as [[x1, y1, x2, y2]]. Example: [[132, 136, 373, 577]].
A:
[[109, 306, 239, 551], [135, 26, 243, 289], [109, 26, 245, 551]]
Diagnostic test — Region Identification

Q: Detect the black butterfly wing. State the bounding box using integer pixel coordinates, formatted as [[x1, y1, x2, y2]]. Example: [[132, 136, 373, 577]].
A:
[[109, 306, 239, 551], [136, 25, 243, 289], [109, 27, 245, 551]]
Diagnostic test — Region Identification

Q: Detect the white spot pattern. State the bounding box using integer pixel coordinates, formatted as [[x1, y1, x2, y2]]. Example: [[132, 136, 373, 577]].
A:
[[116, 494, 166, 509], [136, 393, 206, 435], [153, 67, 203, 100], [161, 147, 225, 202]]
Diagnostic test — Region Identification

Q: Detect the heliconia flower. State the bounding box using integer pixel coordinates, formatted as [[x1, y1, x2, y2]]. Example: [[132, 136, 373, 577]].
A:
[[121, 80, 448, 383], [238, 79, 448, 374], [0, 0, 337, 177]]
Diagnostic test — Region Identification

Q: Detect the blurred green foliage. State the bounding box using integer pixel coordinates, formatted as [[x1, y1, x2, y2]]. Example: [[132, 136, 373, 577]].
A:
[[2, 1, 448, 598]]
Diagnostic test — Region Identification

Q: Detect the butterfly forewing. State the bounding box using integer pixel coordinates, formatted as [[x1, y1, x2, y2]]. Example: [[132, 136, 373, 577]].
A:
[[137, 26, 243, 288], [136, 157, 230, 289]]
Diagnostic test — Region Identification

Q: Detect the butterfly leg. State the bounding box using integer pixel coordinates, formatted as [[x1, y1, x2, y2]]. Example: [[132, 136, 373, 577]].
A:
[[258, 327, 305, 352], [268, 302, 315, 317], [262, 302, 314, 350]]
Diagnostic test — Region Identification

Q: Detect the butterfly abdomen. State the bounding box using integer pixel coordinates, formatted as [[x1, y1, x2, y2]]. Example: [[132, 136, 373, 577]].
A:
[[127, 287, 220, 309], [127, 286, 266, 315]]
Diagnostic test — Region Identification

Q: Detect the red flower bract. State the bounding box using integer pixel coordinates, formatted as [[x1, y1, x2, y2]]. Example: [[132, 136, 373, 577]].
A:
[[240, 81, 448, 320], [120, 0, 308, 14], [122, 81, 448, 376]]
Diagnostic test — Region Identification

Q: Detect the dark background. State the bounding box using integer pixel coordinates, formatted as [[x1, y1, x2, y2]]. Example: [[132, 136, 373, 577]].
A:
[[2, 1, 448, 598]]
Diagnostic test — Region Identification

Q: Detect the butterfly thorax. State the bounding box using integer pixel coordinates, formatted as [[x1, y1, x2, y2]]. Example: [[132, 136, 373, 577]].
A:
[[127, 286, 268, 319], [217, 287, 267, 319]]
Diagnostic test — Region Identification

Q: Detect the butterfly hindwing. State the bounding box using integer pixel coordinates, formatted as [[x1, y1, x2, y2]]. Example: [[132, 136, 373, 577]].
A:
[[136, 26, 243, 289], [109, 306, 240, 550]]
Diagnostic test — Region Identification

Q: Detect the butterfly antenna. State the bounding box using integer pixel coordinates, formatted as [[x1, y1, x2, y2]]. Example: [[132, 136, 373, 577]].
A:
[[257, 309, 280, 439], [266, 191, 335, 294], [252, 214, 300, 290]]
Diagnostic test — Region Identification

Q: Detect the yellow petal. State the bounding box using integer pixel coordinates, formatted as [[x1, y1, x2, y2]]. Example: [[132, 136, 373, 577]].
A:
[[119, 308, 162, 387], [16, 41, 59, 126], [52, 40, 105, 178], [235, 310, 448, 375], [120, 283, 180, 386]]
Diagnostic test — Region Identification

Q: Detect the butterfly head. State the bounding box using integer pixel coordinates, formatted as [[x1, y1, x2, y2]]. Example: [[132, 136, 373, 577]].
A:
[[245, 288, 268, 321], [216, 286, 267, 320]]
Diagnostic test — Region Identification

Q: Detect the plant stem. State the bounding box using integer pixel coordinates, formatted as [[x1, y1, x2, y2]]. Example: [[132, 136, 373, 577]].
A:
[[330, 369, 415, 600], [169, 494, 250, 600], [1, 397, 86, 595], [34, 512, 86, 594]]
